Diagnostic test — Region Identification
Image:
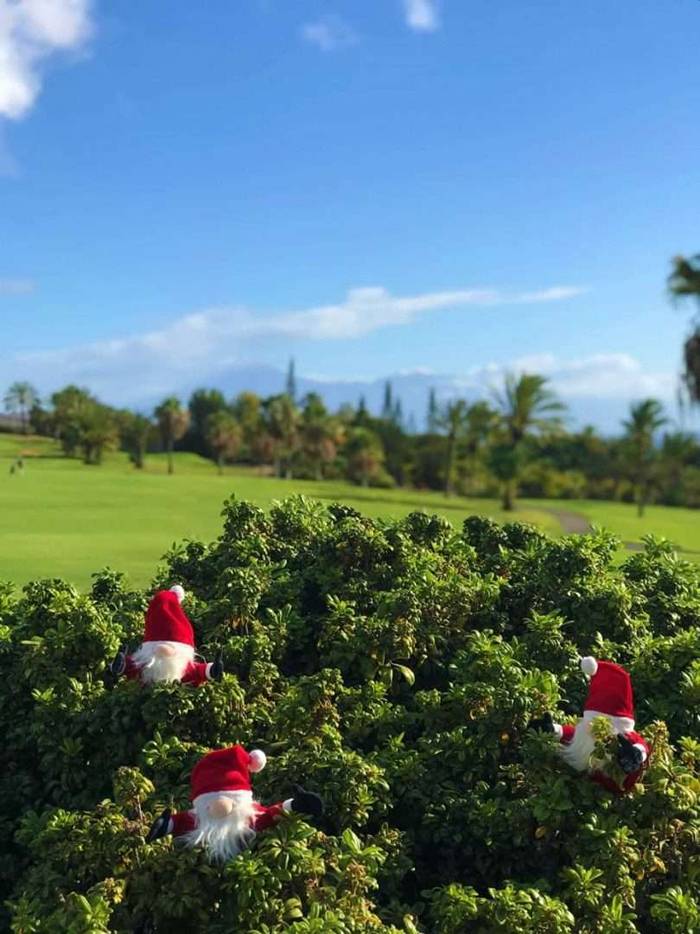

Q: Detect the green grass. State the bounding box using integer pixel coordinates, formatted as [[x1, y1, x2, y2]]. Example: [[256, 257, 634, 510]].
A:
[[3, 433, 698, 590], [533, 498, 700, 556], [0, 434, 559, 590]]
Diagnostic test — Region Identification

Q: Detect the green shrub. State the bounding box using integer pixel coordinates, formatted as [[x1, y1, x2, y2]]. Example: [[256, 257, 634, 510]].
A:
[[1, 495, 698, 932]]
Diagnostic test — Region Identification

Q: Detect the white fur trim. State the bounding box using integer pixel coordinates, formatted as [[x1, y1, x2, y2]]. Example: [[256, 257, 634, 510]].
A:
[[580, 656, 598, 676], [248, 749, 266, 773], [170, 585, 185, 603], [205, 662, 213, 680], [282, 798, 294, 813], [552, 722, 563, 740], [583, 710, 635, 733], [633, 743, 648, 763]]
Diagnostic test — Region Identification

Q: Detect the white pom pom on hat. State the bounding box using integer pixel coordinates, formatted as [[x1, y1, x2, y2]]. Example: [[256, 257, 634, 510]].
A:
[[580, 656, 598, 676], [170, 585, 186, 603], [248, 749, 267, 773]]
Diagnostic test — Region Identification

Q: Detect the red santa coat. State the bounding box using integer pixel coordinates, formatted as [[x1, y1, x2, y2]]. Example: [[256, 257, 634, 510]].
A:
[[169, 800, 288, 837], [124, 655, 211, 686], [559, 724, 650, 794]]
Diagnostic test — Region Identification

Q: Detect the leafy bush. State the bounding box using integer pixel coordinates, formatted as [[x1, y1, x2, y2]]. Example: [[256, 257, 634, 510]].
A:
[[1, 497, 698, 932]]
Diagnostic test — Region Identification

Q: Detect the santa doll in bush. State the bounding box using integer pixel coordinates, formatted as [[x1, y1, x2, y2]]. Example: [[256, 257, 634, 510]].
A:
[[530, 657, 650, 793], [146, 744, 323, 862], [108, 586, 223, 686]]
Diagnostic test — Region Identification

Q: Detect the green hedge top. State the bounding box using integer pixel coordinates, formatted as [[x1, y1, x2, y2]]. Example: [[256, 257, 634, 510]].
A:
[[1, 496, 699, 933]]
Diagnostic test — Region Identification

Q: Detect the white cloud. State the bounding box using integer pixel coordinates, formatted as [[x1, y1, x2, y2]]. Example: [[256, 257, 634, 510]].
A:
[[0, 0, 94, 120], [300, 15, 357, 52], [403, 0, 440, 32], [451, 352, 674, 402], [0, 277, 34, 294], [5, 283, 584, 402]]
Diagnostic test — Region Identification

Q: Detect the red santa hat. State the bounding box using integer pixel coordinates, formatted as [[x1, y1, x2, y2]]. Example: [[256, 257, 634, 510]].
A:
[[190, 745, 267, 801], [579, 657, 635, 722], [143, 586, 195, 647]]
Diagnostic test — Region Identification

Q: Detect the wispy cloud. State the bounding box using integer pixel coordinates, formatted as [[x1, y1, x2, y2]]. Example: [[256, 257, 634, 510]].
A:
[[300, 15, 358, 52], [0, 0, 94, 121], [402, 0, 440, 33], [6, 283, 585, 401], [0, 278, 35, 295], [451, 352, 674, 402]]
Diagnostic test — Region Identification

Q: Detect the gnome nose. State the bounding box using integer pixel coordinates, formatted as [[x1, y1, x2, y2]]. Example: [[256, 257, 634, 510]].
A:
[[154, 644, 176, 658], [208, 797, 233, 819]]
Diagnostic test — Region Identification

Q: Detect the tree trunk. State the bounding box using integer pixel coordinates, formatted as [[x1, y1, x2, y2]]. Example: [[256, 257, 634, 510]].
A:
[[502, 481, 515, 511], [444, 437, 454, 497], [167, 438, 174, 475]]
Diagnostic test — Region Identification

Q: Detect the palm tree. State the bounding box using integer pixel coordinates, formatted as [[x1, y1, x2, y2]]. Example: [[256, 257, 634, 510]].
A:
[[205, 411, 242, 475], [668, 254, 700, 403], [121, 413, 153, 469], [264, 395, 300, 479], [437, 399, 468, 496], [622, 399, 667, 517], [491, 373, 565, 510], [300, 393, 342, 480], [4, 382, 38, 434], [154, 397, 189, 475], [345, 427, 385, 487]]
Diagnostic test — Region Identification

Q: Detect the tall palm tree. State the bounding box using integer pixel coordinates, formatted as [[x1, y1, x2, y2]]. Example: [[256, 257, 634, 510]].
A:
[[622, 399, 667, 517], [437, 399, 468, 496], [205, 411, 242, 475], [4, 381, 38, 434], [491, 373, 565, 510], [154, 397, 189, 475], [668, 254, 700, 404], [264, 395, 300, 479]]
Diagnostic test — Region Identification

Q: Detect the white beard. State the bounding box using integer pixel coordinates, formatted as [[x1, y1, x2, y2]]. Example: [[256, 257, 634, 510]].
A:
[[560, 712, 635, 773], [130, 641, 194, 684], [184, 794, 258, 862], [560, 720, 597, 772]]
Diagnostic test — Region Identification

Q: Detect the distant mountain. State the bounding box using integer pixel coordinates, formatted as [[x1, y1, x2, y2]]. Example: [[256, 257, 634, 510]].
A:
[[155, 363, 653, 435]]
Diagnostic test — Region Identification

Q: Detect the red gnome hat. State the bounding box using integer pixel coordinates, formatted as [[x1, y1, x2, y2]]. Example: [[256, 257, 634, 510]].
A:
[[579, 657, 635, 724], [143, 586, 195, 647], [190, 745, 267, 801]]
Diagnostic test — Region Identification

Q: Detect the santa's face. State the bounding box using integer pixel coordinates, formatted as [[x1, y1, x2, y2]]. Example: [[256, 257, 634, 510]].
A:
[[184, 792, 257, 862], [130, 640, 194, 683]]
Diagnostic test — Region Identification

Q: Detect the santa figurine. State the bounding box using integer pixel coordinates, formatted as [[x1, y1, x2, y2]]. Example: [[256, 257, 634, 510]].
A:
[[145, 744, 324, 862], [529, 657, 650, 794], [107, 586, 223, 686]]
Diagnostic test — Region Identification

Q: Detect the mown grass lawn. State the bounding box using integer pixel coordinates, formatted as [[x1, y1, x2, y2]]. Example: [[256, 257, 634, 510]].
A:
[[535, 498, 700, 556], [2, 433, 698, 589], [0, 434, 559, 589]]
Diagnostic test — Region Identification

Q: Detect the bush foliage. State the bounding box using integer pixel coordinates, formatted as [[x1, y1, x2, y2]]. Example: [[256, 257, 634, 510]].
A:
[[1, 497, 699, 932]]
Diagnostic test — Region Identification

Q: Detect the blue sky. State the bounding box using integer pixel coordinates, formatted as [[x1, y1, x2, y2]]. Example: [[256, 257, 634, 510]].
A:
[[1, 0, 699, 425]]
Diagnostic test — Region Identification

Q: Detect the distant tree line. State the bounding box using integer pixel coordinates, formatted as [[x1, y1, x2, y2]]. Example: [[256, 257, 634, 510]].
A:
[[3, 251, 700, 512], [4, 368, 700, 514]]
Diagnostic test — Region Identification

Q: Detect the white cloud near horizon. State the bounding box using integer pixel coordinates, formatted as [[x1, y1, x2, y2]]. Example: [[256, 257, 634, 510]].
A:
[[0, 0, 93, 120], [451, 352, 674, 403], [300, 15, 358, 52], [5, 283, 586, 401], [403, 0, 440, 32]]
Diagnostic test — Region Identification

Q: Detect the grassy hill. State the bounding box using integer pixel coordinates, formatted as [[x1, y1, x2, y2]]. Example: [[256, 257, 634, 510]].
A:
[[0, 434, 559, 588], [2, 432, 699, 589]]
